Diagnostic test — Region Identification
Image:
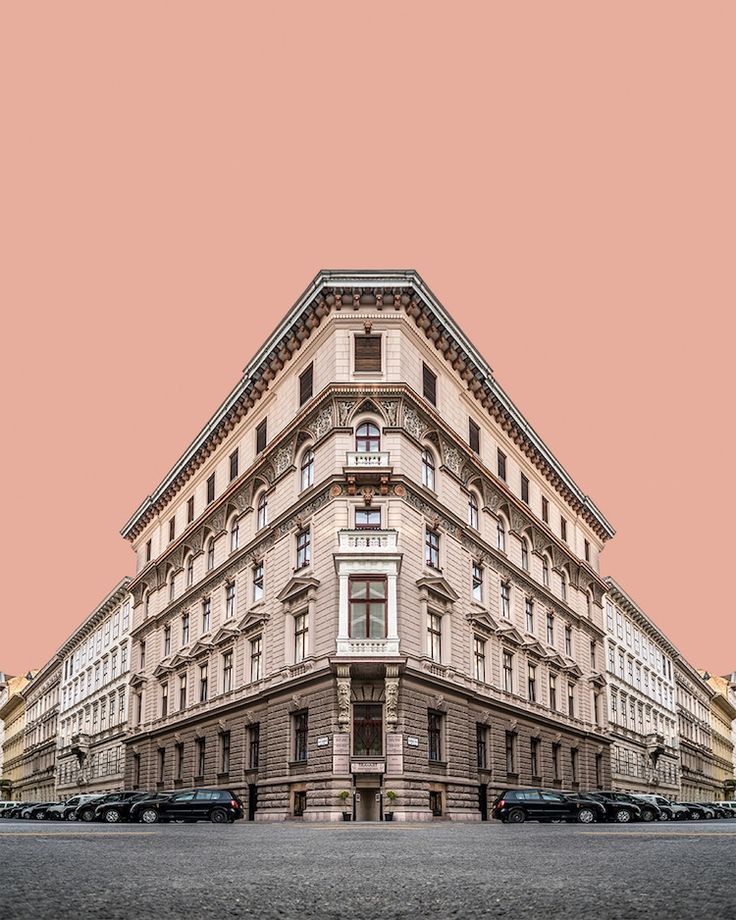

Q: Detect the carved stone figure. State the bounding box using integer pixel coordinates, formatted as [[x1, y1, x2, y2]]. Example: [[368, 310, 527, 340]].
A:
[[337, 400, 355, 427], [312, 407, 333, 440], [403, 407, 424, 439], [385, 677, 399, 728], [337, 677, 351, 730]]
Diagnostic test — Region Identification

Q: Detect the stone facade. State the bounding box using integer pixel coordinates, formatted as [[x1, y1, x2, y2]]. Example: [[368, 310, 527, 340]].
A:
[[602, 579, 679, 797], [0, 674, 30, 799], [702, 673, 736, 800], [56, 579, 133, 797], [675, 660, 719, 802], [121, 271, 613, 821], [15, 663, 59, 803]]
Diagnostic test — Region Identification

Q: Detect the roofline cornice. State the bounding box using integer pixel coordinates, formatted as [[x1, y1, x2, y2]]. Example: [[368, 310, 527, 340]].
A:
[[603, 577, 681, 658], [55, 578, 132, 660], [120, 270, 614, 540]]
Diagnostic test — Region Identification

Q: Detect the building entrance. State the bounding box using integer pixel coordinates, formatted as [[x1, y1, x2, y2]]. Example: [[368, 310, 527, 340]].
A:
[[355, 786, 381, 821]]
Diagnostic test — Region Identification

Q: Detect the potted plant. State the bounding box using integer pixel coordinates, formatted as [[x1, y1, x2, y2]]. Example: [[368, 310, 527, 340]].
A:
[[384, 789, 397, 821], [338, 789, 352, 821]]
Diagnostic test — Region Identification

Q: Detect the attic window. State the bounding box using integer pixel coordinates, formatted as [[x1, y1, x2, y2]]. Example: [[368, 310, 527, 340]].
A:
[[354, 335, 381, 372]]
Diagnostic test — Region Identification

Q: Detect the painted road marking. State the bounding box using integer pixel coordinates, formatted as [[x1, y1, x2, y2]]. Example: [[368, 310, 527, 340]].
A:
[[0, 831, 155, 838], [582, 831, 736, 838]]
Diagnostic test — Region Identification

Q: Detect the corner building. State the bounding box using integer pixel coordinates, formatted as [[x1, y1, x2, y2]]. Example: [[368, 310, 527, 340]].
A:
[[122, 271, 614, 821]]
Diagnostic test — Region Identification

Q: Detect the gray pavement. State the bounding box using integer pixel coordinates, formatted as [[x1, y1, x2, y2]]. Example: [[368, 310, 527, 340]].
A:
[[1, 818, 734, 920]]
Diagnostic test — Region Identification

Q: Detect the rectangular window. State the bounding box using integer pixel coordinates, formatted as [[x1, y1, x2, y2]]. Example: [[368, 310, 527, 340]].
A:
[[169, 517, 176, 543], [250, 636, 263, 682], [163, 625, 171, 657], [549, 674, 557, 711], [187, 496, 195, 524], [595, 753, 602, 788], [497, 449, 506, 481], [520, 473, 529, 504], [476, 723, 487, 770], [541, 496, 549, 524], [229, 449, 239, 481], [505, 731, 516, 774], [552, 742, 561, 781], [158, 747, 166, 784], [590, 640, 597, 670], [560, 517, 567, 542], [199, 663, 209, 702], [206, 474, 215, 505], [349, 576, 387, 639], [294, 612, 308, 663], [425, 529, 440, 569], [584, 539, 590, 563], [469, 419, 480, 453], [427, 612, 442, 662], [422, 363, 437, 405], [354, 334, 381, 372], [502, 651, 514, 693], [222, 651, 233, 693], [546, 613, 554, 646], [220, 731, 231, 774], [428, 710, 442, 762], [181, 612, 190, 646], [196, 738, 206, 777], [525, 598, 534, 634], [571, 748, 578, 784], [500, 582, 511, 619], [593, 691, 601, 725], [530, 737, 540, 778], [294, 710, 309, 762], [145, 540, 152, 563], [565, 625, 573, 657], [256, 419, 267, 454], [161, 682, 169, 718], [472, 563, 483, 603], [296, 528, 311, 569], [253, 561, 264, 602], [139, 641, 146, 670], [299, 363, 314, 405], [473, 637, 486, 682], [202, 598, 211, 633], [353, 703, 383, 755], [249, 723, 260, 769], [175, 742, 184, 780], [567, 683, 575, 717], [355, 508, 381, 529], [528, 664, 537, 702], [133, 753, 141, 788], [606, 601, 614, 631]]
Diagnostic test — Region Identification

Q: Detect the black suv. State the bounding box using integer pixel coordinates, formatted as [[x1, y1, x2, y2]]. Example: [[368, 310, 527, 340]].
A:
[[131, 789, 244, 824], [566, 793, 641, 823], [491, 789, 606, 824], [95, 792, 162, 823], [75, 791, 146, 822], [586, 791, 660, 822]]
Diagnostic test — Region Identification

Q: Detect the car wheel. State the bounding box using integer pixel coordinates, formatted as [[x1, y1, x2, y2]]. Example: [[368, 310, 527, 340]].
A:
[[577, 807, 596, 824], [81, 810, 94, 823], [641, 810, 655, 822], [658, 811, 669, 821], [210, 808, 229, 825], [615, 809, 632, 824], [66, 813, 77, 822], [690, 812, 700, 820], [140, 808, 159, 824], [105, 809, 122, 824], [35, 812, 45, 820]]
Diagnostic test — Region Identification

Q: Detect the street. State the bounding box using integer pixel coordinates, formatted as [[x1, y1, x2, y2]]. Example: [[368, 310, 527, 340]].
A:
[[1, 819, 734, 920]]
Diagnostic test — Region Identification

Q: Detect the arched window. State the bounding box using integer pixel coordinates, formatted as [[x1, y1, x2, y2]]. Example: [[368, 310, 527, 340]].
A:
[[186, 554, 194, 588], [560, 572, 567, 602], [468, 492, 479, 530], [496, 516, 506, 552], [257, 491, 268, 530], [206, 538, 215, 571], [355, 422, 381, 453], [542, 555, 550, 588], [521, 538, 530, 571], [230, 517, 240, 553], [300, 449, 315, 491], [421, 449, 435, 490]]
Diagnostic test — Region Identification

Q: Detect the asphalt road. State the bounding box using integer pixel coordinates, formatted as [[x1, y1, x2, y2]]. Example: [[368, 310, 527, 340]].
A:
[[1, 818, 734, 920]]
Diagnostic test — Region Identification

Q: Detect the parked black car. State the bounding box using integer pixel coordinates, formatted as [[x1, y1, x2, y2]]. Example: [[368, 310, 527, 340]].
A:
[[491, 789, 606, 824], [3, 802, 29, 819], [26, 802, 61, 820], [74, 791, 145, 822], [94, 792, 160, 823], [630, 794, 689, 821], [585, 791, 661, 823], [681, 802, 712, 820], [45, 794, 101, 821], [705, 803, 731, 819], [130, 789, 244, 824], [567, 793, 641, 823]]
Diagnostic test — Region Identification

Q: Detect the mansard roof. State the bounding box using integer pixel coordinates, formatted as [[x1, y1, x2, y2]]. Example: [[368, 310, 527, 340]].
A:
[[121, 270, 615, 541]]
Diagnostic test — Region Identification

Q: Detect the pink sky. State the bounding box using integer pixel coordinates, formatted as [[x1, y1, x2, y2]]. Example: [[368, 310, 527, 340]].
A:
[[1, 3, 734, 676]]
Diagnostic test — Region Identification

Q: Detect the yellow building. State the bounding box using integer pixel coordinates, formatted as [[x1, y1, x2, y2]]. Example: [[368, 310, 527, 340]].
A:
[[0, 674, 33, 799], [703, 673, 736, 800]]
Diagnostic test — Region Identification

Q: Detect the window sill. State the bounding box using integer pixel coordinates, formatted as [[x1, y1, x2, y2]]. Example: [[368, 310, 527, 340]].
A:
[[288, 760, 309, 770], [194, 775, 204, 784], [217, 772, 230, 782], [428, 759, 448, 769]]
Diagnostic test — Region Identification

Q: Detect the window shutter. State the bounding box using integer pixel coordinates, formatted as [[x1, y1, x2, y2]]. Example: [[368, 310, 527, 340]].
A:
[[256, 419, 267, 454], [299, 363, 313, 406], [469, 419, 480, 453], [422, 363, 437, 405], [354, 335, 381, 372]]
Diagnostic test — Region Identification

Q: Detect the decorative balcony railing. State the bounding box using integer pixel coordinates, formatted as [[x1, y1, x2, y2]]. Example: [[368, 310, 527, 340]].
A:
[[336, 637, 401, 657], [337, 529, 398, 552], [345, 451, 391, 468]]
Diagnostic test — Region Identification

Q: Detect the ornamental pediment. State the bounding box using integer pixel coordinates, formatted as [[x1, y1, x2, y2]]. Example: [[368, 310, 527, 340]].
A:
[[277, 575, 320, 604], [496, 623, 525, 646], [564, 661, 583, 679], [465, 610, 500, 633], [236, 609, 270, 634], [128, 671, 148, 688], [588, 671, 607, 688], [523, 638, 548, 659], [169, 651, 191, 670], [189, 638, 214, 659], [546, 652, 568, 670], [211, 624, 240, 646], [416, 575, 459, 604], [152, 661, 173, 679]]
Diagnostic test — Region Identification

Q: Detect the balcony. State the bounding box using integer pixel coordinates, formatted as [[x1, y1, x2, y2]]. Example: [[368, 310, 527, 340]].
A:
[[338, 529, 398, 553], [336, 637, 400, 657], [344, 452, 392, 496], [345, 451, 391, 468], [69, 732, 90, 757]]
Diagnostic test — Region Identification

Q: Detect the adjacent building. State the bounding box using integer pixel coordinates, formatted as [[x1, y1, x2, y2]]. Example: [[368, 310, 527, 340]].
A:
[[0, 673, 33, 799], [675, 659, 718, 802], [56, 579, 133, 797], [14, 660, 61, 803], [602, 579, 679, 797], [120, 270, 614, 821], [701, 673, 736, 800]]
